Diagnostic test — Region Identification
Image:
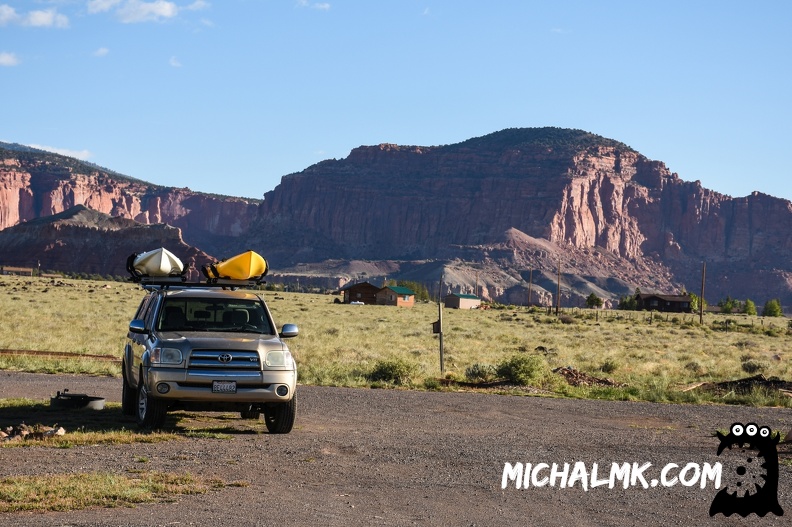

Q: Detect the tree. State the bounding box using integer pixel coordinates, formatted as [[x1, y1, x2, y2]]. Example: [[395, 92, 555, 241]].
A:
[[762, 299, 783, 317], [718, 296, 736, 314], [394, 280, 431, 302], [585, 292, 603, 309], [618, 294, 637, 310], [743, 298, 757, 316], [689, 292, 707, 313]]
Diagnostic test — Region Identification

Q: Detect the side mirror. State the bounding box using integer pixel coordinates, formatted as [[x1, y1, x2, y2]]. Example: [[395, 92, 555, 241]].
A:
[[129, 319, 149, 335], [280, 323, 299, 338]]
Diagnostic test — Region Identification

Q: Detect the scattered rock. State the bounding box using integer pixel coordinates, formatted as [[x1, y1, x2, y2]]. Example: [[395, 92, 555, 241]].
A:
[[534, 345, 558, 356], [0, 423, 66, 442]]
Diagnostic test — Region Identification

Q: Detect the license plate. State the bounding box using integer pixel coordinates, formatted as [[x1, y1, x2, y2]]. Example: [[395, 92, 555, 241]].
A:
[[212, 380, 237, 394]]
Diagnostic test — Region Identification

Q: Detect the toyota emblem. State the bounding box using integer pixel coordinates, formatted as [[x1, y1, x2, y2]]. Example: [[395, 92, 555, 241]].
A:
[[218, 353, 233, 363]]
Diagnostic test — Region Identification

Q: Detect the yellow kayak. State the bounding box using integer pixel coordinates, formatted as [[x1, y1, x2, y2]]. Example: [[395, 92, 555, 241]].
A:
[[203, 250, 268, 280]]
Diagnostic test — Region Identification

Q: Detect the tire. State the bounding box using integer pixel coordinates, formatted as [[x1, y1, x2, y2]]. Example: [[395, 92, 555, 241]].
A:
[[264, 395, 296, 434], [136, 375, 167, 429], [121, 363, 137, 417], [240, 405, 261, 420]]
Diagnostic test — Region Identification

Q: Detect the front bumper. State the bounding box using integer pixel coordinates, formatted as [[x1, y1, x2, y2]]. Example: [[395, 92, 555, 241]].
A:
[[146, 367, 297, 403]]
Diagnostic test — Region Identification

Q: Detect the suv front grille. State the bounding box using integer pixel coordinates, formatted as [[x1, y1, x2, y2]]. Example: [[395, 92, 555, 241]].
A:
[[188, 350, 261, 370]]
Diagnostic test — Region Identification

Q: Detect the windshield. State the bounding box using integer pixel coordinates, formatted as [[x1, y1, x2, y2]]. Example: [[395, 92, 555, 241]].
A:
[[157, 297, 274, 334]]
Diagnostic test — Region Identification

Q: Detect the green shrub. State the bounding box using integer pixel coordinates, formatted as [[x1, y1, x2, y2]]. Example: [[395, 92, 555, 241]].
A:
[[684, 361, 704, 375], [423, 377, 442, 390], [495, 354, 552, 386], [741, 359, 767, 375], [464, 363, 497, 382], [599, 359, 619, 374], [368, 358, 418, 385]]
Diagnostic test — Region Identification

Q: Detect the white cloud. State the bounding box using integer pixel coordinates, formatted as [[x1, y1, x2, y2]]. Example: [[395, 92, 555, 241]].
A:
[[28, 144, 93, 160], [0, 4, 19, 26], [24, 9, 69, 28], [116, 0, 178, 23], [185, 0, 209, 11], [169, 55, 182, 67], [87, 1, 210, 24], [93, 47, 110, 57], [0, 52, 19, 66], [0, 5, 68, 28], [87, 0, 123, 14], [296, 0, 330, 10]]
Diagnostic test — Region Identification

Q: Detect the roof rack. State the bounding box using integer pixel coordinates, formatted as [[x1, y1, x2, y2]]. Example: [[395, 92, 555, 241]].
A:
[[135, 276, 265, 291]]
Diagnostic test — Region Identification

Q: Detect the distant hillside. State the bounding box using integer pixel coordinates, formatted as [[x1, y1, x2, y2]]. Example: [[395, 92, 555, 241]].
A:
[[2, 128, 791, 307], [0, 205, 211, 277]]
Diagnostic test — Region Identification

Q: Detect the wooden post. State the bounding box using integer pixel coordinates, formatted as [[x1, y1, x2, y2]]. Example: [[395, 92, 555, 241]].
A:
[[438, 271, 445, 376], [438, 300, 444, 376]]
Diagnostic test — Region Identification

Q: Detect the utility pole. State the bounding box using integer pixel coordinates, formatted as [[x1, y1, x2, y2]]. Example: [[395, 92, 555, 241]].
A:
[[555, 259, 561, 316], [699, 261, 706, 325], [527, 268, 533, 307], [436, 271, 445, 376]]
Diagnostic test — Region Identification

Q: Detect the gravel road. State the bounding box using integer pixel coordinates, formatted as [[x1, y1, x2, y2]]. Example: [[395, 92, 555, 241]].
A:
[[0, 371, 790, 527]]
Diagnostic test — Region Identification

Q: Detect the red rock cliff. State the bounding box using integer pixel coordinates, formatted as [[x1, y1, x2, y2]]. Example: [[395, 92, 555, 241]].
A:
[[250, 128, 792, 304], [0, 151, 260, 255]]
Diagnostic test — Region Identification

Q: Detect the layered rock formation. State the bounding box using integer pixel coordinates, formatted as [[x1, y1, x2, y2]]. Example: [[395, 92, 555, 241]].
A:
[[0, 205, 212, 277], [2, 129, 791, 306], [251, 128, 792, 305]]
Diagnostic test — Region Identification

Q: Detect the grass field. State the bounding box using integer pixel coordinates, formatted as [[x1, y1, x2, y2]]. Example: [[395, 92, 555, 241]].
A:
[[1, 274, 791, 407]]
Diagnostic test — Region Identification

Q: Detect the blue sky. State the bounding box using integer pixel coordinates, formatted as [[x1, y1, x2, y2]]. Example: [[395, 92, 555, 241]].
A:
[[1, 1, 790, 200]]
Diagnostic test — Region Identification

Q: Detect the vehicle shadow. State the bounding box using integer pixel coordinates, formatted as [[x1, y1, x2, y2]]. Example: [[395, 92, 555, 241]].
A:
[[0, 401, 269, 439], [169, 410, 267, 435], [0, 400, 134, 436]]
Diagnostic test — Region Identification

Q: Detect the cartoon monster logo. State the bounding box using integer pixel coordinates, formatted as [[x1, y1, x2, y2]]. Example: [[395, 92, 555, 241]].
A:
[[710, 422, 784, 517]]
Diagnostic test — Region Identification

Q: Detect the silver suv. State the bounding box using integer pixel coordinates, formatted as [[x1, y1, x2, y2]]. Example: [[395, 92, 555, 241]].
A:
[[122, 281, 298, 432]]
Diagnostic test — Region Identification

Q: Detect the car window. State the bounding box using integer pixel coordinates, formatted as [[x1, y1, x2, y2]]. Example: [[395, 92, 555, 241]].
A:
[[133, 293, 154, 320], [141, 294, 160, 330], [157, 297, 274, 334]]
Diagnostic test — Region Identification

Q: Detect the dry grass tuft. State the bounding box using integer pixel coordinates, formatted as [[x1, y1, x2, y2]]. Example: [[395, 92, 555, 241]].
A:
[[0, 471, 231, 512]]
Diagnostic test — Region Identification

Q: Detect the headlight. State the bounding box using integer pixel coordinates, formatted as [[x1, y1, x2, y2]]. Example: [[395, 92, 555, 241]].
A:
[[152, 347, 183, 364], [265, 350, 294, 369]]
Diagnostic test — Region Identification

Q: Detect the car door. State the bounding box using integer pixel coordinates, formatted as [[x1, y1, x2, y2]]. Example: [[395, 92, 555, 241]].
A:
[[127, 292, 159, 386]]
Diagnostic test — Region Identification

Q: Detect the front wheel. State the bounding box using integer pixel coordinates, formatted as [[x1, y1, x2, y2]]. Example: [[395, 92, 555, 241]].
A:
[[136, 377, 167, 429], [264, 395, 296, 434]]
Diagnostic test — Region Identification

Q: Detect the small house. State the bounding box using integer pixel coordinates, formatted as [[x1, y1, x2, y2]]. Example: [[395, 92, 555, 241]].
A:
[[444, 293, 481, 310], [376, 285, 415, 307], [340, 282, 380, 305], [636, 293, 693, 313]]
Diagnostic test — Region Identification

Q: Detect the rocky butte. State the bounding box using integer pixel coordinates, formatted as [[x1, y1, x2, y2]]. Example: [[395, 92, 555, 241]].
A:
[[1, 128, 791, 307]]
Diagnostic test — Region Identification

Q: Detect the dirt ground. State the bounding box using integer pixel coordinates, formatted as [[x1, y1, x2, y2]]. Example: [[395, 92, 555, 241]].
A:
[[0, 371, 791, 527]]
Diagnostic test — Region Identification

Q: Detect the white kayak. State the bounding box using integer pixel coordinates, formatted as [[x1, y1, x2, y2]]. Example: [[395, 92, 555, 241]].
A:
[[132, 247, 184, 277]]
